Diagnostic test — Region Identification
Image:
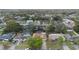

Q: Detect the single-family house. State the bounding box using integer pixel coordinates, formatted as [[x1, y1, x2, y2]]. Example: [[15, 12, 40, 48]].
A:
[[34, 20, 41, 25], [0, 33, 15, 41], [64, 34, 72, 41], [22, 32, 31, 41], [26, 20, 33, 25], [22, 32, 31, 38], [14, 16, 23, 20], [13, 33, 23, 41], [63, 19, 75, 29], [29, 15, 35, 17], [33, 32, 47, 39]]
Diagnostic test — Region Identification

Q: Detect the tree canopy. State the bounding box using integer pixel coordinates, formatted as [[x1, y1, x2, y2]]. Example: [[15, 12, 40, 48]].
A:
[[45, 21, 67, 34], [53, 16, 62, 21], [3, 20, 23, 34]]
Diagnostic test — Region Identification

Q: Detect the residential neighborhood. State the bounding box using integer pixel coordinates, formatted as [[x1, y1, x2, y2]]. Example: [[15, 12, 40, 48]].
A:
[[0, 9, 79, 50]]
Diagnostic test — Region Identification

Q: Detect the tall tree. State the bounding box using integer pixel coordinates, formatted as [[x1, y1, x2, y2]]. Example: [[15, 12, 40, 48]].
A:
[[3, 20, 23, 34], [45, 22, 67, 34], [53, 16, 62, 21]]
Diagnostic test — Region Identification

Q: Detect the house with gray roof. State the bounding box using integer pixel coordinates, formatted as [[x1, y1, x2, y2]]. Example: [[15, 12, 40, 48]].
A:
[[0, 33, 15, 41]]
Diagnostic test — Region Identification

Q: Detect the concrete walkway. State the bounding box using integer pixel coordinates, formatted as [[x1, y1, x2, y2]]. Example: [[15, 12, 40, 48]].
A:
[[9, 44, 16, 50], [41, 39, 47, 50]]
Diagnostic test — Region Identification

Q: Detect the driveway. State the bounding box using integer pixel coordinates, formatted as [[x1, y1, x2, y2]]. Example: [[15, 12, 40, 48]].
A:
[[41, 39, 47, 50], [9, 35, 23, 50]]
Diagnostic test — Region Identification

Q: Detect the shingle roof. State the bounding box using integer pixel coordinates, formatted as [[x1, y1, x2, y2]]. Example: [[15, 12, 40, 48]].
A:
[[0, 33, 13, 40]]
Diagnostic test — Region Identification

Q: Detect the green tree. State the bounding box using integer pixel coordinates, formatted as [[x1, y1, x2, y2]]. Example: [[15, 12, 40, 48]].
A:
[[45, 22, 67, 34], [47, 15, 67, 34], [27, 37, 42, 50], [3, 20, 23, 34], [45, 23, 55, 34], [23, 15, 30, 21], [54, 22, 67, 33], [74, 23, 79, 33], [53, 16, 62, 21]]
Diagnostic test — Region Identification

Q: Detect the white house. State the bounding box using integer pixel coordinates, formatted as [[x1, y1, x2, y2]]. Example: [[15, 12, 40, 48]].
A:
[[26, 20, 33, 25], [33, 32, 47, 39], [63, 19, 75, 29]]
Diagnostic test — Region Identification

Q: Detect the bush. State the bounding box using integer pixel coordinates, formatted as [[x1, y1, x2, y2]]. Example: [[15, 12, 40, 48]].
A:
[[3, 20, 23, 34], [27, 37, 42, 50], [57, 36, 65, 44], [53, 16, 62, 21]]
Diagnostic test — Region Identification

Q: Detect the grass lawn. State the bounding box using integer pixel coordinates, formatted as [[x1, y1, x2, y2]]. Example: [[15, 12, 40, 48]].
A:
[[0, 41, 11, 45], [0, 31, 2, 35], [46, 36, 66, 50], [46, 39, 63, 50], [0, 41, 12, 49], [0, 41, 4, 45], [65, 40, 75, 50]]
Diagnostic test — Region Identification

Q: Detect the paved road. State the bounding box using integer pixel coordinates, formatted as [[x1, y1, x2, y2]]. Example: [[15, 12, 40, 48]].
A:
[[41, 39, 47, 50]]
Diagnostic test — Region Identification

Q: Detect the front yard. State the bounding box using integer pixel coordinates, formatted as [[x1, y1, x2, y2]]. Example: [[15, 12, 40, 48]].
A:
[[46, 36, 76, 50], [46, 36, 64, 50], [15, 40, 29, 49], [46, 40, 63, 50], [0, 41, 12, 49], [65, 40, 75, 50]]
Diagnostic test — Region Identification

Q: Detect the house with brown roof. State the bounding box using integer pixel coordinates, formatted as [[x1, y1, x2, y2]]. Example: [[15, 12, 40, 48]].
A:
[[33, 32, 47, 39]]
